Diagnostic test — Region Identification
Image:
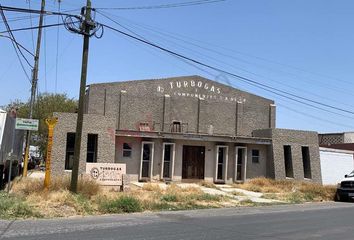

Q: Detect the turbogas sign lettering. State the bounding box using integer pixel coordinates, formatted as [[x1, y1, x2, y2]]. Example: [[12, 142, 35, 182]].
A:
[[157, 80, 246, 103], [86, 163, 126, 186]]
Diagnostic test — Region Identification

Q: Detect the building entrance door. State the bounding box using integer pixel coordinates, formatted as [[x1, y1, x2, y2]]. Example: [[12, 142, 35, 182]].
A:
[[235, 146, 247, 182], [182, 146, 205, 179]]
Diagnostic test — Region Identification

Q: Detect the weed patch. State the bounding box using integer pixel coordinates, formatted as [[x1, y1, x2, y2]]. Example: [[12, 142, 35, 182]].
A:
[[161, 194, 178, 202], [0, 192, 41, 219], [99, 196, 142, 213]]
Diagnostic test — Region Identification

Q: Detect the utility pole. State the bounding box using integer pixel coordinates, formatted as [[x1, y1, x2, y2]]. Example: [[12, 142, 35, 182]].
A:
[[23, 0, 45, 177], [70, 0, 93, 193]]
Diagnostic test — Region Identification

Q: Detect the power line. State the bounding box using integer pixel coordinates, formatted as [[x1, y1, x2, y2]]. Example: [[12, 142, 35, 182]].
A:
[[55, 0, 61, 93], [0, 6, 33, 82], [96, 0, 226, 10], [0, 5, 80, 18], [105, 13, 354, 99], [0, 22, 75, 34], [277, 103, 354, 129], [95, 16, 354, 125], [27, 0, 35, 52], [0, 34, 34, 57], [43, 15, 47, 92], [99, 12, 354, 109], [99, 22, 354, 116], [110, 13, 354, 93]]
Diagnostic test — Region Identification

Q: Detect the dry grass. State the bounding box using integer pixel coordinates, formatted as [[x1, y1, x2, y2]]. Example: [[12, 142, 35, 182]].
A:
[[6, 177, 338, 219], [142, 183, 162, 192], [198, 181, 218, 189], [12, 176, 100, 198], [234, 177, 336, 202]]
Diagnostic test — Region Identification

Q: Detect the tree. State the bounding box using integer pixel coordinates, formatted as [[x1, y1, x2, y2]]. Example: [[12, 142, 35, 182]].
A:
[[3, 93, 78, 157]]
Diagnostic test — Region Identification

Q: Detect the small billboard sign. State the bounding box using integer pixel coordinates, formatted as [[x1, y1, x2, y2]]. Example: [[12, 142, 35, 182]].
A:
[[15, 118, 39, 131], [86, 163, 126, 186]]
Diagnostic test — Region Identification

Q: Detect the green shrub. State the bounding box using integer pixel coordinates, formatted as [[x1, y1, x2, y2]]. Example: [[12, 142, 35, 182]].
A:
[[303, 192, 315, 202], [161, 194, 178, 202], [148, 202, 176, 211], [286, 192, 304, 204], [99, 196, 142, 213], [262, 193, 278, 200], [0, 192, 41, 219], [72, 194, 94, 214], [194, 193, 221, 202]]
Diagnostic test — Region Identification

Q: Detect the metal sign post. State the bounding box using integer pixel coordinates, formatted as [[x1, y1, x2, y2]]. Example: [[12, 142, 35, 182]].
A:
[[44, 117, 58, 189], [16, 118, 39, 177]]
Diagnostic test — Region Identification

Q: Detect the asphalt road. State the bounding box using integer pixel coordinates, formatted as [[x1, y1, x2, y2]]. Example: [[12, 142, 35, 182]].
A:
[[1, 202, 354, 240]]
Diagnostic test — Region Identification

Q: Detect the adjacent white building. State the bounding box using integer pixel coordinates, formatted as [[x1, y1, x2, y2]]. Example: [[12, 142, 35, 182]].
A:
[[320, 147, 354, 185]]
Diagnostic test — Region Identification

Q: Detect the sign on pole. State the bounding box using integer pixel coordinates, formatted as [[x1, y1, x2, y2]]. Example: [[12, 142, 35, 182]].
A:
[[44, 117, 58, 189], [15, 118, 39, 131]]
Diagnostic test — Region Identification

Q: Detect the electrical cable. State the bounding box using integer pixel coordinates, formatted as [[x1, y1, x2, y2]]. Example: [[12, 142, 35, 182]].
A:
[[0, 21, 71, 34], [96, 0, 225, 10], [0, 5, 80, 18], [0, 34, 34, 57], [276, 103, 354, 129], [0, 7, 33, 82], [107, 13, 354, 91], [27, 0, 35, 52], [55, 0, 61, 93], [104, 12, 354, 99], [0, 15, 38, 23], [97, 11, 354, 109], [100, 22, 354, 116], [43, 15, 47, 92], [0, 36, 31, 82]]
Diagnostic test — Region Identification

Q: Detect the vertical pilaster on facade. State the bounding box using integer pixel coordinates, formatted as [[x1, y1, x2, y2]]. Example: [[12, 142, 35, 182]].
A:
[[235, 101, 243, 136], [103, 88, 107, 116], [162, 94, 170, 132], [269, 104, 276, 129], [117, 90, 126, 130], [84, 87, 89, 114], [197, 98, 201, 133]]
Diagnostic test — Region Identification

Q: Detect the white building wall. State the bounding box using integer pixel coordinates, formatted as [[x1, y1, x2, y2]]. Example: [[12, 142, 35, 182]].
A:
[[320, 147, 354, 185], [344, 132, 354, 143]]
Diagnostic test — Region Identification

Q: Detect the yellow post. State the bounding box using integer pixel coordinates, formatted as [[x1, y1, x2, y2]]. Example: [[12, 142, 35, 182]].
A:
[[44, 117, 58, 189], [23, 143, 30, 177]]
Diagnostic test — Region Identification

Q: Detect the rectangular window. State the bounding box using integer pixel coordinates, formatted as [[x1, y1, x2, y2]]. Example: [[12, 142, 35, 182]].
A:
[[284, 145, 294, 178], [123, 143, 132, 157], [86, 134, 98, 163], [302, 146, 311, 179], [65, 133, 75, 170], [251, 149, 260, 163]]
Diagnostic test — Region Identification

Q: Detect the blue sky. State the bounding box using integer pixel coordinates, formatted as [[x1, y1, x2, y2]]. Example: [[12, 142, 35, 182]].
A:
[[1, 0, 354, 133]]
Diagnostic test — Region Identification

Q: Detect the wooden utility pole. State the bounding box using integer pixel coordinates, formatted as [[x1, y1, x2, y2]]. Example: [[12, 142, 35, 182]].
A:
[[70, 0, 92, 193], [23, 0, 45, 177]]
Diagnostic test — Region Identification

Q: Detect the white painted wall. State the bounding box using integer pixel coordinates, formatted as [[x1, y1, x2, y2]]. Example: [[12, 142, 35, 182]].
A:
[[320, 147, 354, 185], [344, 132, 354, 143]]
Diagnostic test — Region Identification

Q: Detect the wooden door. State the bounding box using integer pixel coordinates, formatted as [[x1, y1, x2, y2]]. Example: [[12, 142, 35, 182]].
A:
[[182, 146, 205, 179]]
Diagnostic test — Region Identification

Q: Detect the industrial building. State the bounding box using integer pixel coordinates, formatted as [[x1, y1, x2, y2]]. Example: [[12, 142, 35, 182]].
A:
[[50, 76, 322, 183]]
